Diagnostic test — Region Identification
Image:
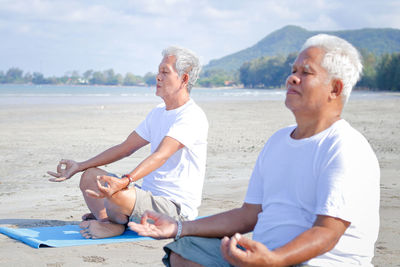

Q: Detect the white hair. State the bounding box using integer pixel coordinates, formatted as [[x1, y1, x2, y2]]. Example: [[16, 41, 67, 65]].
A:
[[300, 34, 363, 103], [162, 46, 201, 93]]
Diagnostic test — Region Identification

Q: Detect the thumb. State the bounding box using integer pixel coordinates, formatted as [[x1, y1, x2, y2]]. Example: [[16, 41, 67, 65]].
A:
[[144, 210, 162, 221], [235, 234, 256, 251], [140, 212, 150, 224], [85, 189, 104, 199]]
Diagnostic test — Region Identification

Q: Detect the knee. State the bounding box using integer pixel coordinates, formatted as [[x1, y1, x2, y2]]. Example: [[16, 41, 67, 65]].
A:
[[104, 201, 129, 225], [79, 168, 99, 192], [169, 252, 180, 267], [170, 252, 200, 267]]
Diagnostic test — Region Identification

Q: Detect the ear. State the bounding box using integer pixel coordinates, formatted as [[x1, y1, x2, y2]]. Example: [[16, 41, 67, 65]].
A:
[[181, 73, 189, 85], [330, 79, 343, 99]]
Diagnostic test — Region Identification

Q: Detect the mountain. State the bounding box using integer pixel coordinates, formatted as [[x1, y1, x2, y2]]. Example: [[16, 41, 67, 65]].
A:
[[204, 25, 400, 72]]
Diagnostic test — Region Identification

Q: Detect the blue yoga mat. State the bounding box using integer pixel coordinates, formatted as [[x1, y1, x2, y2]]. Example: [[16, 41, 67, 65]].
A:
[[0, 224, 154, 248]]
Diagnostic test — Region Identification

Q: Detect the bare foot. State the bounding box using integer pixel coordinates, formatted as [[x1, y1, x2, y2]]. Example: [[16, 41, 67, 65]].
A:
[[79, 220, 125, 239], [81, 213, 96, 221]]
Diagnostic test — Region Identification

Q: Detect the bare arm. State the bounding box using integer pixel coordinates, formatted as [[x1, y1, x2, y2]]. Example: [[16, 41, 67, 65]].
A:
[[88, 135, 185, 198], [124, 136, 184, 183], [221, 215, 350, 267], [128, 203, 262, 239], [181, 203, 261, 238], [48, 131, 148, 182]]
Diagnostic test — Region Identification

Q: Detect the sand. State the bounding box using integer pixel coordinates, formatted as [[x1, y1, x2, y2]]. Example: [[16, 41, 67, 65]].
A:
[[0, 95, 399, 266]]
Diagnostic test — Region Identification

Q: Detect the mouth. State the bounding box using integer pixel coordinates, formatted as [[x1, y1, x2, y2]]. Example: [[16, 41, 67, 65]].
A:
[[286, 87, 299, 95]]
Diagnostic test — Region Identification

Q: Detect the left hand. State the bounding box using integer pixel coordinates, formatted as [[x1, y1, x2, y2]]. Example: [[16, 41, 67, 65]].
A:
[[128, 210, 178, 239], [85, 175, 129, 199], [220, 233, 278, 267]]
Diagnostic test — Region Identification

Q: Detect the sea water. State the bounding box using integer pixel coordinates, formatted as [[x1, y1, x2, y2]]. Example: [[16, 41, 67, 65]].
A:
[[0, 84, 397, 106]]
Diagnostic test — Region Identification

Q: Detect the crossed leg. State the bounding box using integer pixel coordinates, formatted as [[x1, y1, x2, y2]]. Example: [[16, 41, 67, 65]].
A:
[[170, 252, 203, 267], [79, 167, 136, 239]]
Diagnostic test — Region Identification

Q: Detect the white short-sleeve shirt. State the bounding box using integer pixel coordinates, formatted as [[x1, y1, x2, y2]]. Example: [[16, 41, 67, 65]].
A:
[[135, 99, 208, 219], [245, 119, 380, 266]]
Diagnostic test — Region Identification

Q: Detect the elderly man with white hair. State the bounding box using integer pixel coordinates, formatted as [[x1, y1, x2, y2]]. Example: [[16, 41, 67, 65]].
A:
[[48, 46, 208, 239], [129, 34, 380, 267]]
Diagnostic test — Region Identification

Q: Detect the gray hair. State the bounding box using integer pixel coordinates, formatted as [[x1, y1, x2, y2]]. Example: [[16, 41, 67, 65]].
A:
[[162, 46, 201, 92], [300, 34, 363, 103]]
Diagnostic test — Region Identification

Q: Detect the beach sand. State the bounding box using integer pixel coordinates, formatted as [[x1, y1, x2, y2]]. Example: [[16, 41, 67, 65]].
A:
[[0, 96, 399, 266]]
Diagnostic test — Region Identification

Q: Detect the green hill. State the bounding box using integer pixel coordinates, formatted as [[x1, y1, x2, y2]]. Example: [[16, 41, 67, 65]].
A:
[[204, 25, 400, 72]]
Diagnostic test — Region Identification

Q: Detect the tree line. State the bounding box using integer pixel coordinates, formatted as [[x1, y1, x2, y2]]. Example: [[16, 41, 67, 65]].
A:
[[1, 51, 399, 91], [238, 50, 400, 91], [0, 68, 157, 86]]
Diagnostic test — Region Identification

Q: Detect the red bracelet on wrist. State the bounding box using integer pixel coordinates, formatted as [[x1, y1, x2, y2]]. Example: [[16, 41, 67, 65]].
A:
[[121, 174, 134, 184]]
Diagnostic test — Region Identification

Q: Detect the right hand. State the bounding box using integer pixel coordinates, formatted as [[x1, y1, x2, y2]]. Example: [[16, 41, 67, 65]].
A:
[[127, 210, 178, 239], [85, 175, 130, 199], [47, 159, 80, 182]]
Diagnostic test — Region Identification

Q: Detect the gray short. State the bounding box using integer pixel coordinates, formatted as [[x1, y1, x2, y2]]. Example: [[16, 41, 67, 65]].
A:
[[163, 236, 230, 267], [107, 173, 187, 222], [162, 236, 310, 267], [130, 185, 188, 222]]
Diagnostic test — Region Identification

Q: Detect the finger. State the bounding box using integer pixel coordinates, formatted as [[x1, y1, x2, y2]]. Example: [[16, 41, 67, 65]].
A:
[[47, 171, 61, 178], [229, 233, 241, 253], [222, 234, 247, 265], [220, 236, 230, 253], [230, 234, 248, 257], [57, 163, 63, 173], [85, 189, 104, 199], [235, 234, 254, 251], [96, 178, 110, 194], [143, 210, 164, 222], [140, 212, 149, 225], [48, 177, 67, 182], [59, 159, 69, 165], [127, 222, 148, 234], [220, 237, 232, 262], [97, 175, 110, 184]]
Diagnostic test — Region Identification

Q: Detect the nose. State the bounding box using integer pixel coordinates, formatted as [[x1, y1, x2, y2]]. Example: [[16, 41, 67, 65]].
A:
[[286, 74, 300, 86], [156, 72, 161, 81]]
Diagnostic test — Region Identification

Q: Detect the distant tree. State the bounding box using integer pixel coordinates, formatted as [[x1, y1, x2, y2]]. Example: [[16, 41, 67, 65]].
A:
[[63, 70, 81, 84], [358, 50, 378, 88], [83, 70, 93, 81], [198, 69, 237, 87], [0, 71, 5, 83], [103, 69, 118, 85], [239, 54, 294, 88], [23, 72, 33, 83], [239, 62, 252, 87], [5, 67, 24, 83], [123, 72, 143, 86], [376, 53, 400, 91], [32, 72, 51, 84], [144, 72, 156, 86], [90, 71, 106, 85]]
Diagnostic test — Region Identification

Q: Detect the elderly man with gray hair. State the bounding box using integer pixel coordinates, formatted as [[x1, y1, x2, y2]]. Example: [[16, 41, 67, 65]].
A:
[[130, 34, 380, 267], [48, 46, 208, 239]]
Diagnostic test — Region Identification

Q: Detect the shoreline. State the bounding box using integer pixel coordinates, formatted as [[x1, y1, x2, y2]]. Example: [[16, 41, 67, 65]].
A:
[[0, 98, 399, 266]]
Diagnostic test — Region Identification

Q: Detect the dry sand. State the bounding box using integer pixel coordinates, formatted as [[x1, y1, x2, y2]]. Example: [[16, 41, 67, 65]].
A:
[[0, 95, 399, 266]]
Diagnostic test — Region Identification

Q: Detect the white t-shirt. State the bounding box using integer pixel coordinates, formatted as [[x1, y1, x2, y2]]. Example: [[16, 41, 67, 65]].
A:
[[245, 119, 380, 266], [135, 99, 208, 219]]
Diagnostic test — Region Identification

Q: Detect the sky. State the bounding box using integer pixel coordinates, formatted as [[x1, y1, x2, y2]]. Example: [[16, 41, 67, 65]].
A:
[[1, 0, 400, 77]]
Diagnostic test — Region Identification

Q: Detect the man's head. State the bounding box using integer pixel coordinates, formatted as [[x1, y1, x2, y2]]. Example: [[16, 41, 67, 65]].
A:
[[285, 34, 363, 117], [299, 34, 363, 103], [161, 46, 201, 93]]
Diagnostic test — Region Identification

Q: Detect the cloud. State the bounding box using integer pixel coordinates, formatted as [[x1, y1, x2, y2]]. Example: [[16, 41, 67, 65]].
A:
[[0, 0, 399, 76]]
